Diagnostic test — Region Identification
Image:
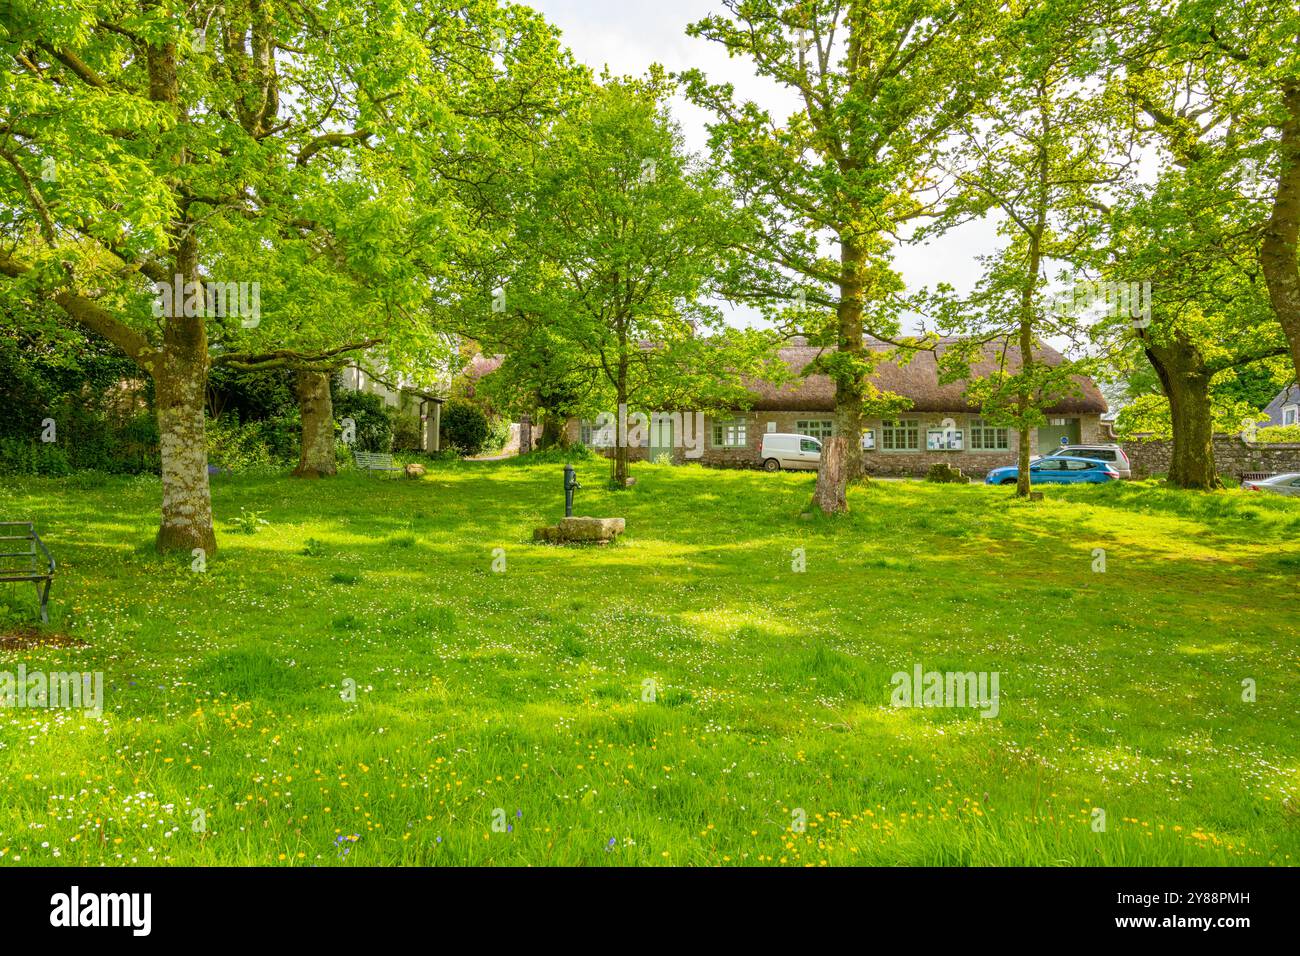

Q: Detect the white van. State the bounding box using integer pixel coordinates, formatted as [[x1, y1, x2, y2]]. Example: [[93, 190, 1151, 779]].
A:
[[761, 433, 822, 471]]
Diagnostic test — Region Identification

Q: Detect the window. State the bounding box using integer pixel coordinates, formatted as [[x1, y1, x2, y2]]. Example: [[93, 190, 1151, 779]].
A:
[[795, 419, 834, 440], [926, 427, 964, 451], [969, 418, 1010, 451], [881, 419, 920, 451], [1284, 405, 1298, 426], [861, 429, 876, 451], [1033, 459, 1066, 472], [580, 418, 613, 447], [800, 438, 821, 454], [712, 418, 748, 448], [1064, 459, 1095, 470]]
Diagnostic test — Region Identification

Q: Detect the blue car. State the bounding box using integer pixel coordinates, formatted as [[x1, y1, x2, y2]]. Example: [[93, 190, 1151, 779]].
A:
[[985, 456, 1119, 486]]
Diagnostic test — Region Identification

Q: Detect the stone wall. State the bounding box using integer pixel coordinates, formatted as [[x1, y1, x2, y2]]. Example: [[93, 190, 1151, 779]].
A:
[[1125, 435, 1300, 480]]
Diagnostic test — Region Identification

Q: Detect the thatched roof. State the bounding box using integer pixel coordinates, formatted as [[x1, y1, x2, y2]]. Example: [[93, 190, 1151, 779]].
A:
[[748, 337, 1107, 414]]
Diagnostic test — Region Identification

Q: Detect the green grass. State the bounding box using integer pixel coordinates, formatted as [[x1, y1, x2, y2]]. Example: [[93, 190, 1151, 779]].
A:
[[0, 461, 1296, 866]]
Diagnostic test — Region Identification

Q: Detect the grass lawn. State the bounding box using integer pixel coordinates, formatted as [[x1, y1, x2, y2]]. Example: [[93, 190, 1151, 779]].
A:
[[0, 459, 1297, 866]]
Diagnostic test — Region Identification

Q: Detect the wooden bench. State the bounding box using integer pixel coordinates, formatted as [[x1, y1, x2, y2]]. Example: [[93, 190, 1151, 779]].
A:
[[0, 522, 55, 624], [352, 449, 402, 476]]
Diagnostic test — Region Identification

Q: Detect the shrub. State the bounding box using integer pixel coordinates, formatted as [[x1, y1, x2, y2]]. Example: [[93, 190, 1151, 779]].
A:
[[333, 390, 394, 452], [1256, 425, 1300, 444], [391, 413, 424, 452], [483, 415, 511, 454], [34, 444, 72, 477], [206, 415, 288, 471], [0, 408, 158, 476], [440, 400, 490, 457]]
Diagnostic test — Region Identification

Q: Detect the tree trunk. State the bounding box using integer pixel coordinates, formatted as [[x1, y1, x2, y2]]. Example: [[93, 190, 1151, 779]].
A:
[[813, 237, 866, 514], [1015, 115, 1049, 500], [151, 42, 216, 554], [1015, 317, 1035, 499], [293, 369, 337, 478], [539, 413, 565, 448], [1262, 84, 1300, 387], [1015, 411, 1033, 497], [1145, 337, 1221, 490], [614, 346, 630, 487], [154, 249, 217, 554], [614, 408, 629, 486]]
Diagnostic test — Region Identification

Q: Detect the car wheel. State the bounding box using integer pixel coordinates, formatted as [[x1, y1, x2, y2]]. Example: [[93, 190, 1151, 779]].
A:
[[1000, 478, 1017, 485], [763, 458, 780, 472]]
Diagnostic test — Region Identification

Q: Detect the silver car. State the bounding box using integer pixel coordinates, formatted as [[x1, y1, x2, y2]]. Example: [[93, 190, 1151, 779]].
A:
[[1042, 444, 1132, 479], [1241, 473, 1300, 497]]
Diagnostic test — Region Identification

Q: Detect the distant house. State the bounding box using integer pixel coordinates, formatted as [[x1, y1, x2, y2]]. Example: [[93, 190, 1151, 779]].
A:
[[338, 360, 445, 453], [562, 337, 1108, 477], [1262, 383, 1300, 428]]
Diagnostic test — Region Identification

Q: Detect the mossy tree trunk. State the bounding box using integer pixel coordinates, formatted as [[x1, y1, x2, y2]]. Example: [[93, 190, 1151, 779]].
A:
[[1145, 336, 1222, 490], [293, 369, 337, 478], [1262, 85, 1300, 388], [813, 237, 866, 514], [154, 231, 217, 554]]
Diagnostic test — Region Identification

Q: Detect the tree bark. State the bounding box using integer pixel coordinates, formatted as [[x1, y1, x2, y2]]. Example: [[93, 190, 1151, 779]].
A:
[[1015, 321, 1036, 499], [1262, 84, 1300, 387], [813, 237, 866, 514], [614, 402, 630, 486], [614, 337, 630, 487], [293, 369, 337, 478], [539, 413, 565, 448], [150, 40, 217, 553], [154, 235, 217, 553], [1145, 336, 1221, 490], [1014, 102, 1051, 499]]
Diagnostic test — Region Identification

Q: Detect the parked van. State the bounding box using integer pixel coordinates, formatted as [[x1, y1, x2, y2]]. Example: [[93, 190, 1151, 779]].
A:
[[761, 433, 822, 471]]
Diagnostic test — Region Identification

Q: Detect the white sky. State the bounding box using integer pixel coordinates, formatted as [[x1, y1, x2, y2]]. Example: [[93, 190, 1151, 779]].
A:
[[529, 0, 997, 334]]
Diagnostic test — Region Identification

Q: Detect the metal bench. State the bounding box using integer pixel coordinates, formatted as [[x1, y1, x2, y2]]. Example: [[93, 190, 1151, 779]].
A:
[[352, 449, 402, 475], [0, 522, 55, 624]]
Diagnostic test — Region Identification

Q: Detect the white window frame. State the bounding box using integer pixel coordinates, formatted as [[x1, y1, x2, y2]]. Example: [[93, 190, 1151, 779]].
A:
[[1283, 405, 1298, 426], [969, 418, 1010, 452], [711, 418, 748, 448], [881, 419, 920, 452], [795, 419, 834, 440]]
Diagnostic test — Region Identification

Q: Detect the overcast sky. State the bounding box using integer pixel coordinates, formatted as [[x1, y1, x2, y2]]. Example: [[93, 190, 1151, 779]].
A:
[[529, 0, 999, 334]]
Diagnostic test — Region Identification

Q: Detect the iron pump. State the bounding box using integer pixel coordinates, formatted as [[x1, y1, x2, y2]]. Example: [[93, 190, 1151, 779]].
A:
[[564, 464, 582, 517]]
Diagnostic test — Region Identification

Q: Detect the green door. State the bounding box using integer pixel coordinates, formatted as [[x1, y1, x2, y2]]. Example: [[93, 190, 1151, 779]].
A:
[[1038, 418, 1081, 455], [650, 416, 674, 461]]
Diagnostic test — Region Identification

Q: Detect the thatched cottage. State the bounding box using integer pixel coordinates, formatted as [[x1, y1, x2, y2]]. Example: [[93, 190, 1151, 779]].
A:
[[563, 337, 1108, 477]]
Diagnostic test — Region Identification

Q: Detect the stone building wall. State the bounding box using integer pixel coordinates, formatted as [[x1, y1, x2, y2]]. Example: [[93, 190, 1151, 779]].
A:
[[564, 411, 1107, 477]]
